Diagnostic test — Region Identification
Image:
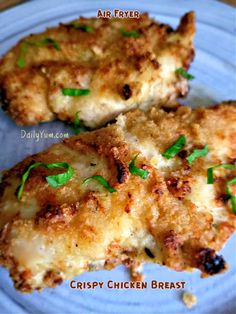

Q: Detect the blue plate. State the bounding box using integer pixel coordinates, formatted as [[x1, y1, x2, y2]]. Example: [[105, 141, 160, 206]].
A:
[[0, 1, 235, 313]]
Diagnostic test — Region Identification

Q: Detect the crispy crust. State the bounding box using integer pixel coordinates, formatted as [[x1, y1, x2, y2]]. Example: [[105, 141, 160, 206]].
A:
[[0, 12, 195, 127], [0, 102, 235, 292]]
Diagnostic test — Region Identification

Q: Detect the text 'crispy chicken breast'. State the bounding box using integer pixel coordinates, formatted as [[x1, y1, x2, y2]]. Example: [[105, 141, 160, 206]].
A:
[[0, 12, 195, 128], [0, 102, 235, 292]]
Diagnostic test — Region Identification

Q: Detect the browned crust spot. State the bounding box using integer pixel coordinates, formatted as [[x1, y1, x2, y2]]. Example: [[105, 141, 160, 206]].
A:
[[35, 203, 79, 226]]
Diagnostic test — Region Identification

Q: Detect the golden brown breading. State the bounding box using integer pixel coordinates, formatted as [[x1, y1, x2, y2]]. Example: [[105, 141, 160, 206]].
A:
[[0, 101, 235, 292], [0, 12, 195, 127]]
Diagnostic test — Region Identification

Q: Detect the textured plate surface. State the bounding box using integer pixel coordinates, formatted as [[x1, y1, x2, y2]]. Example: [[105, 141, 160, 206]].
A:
[[0, 0, 236, 313]]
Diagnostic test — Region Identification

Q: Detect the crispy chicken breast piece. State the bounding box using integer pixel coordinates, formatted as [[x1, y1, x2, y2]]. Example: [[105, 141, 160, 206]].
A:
[[0, 12, 195, 127], [0, 101, 235, 292]]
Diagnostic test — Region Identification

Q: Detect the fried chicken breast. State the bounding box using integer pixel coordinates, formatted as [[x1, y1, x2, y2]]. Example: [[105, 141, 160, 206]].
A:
[[0, 12, 195, 128], [0, 102, 235, 292]]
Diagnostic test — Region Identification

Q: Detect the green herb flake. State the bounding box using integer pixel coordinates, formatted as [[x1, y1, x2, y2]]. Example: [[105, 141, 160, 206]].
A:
[[207, 164, 236, 215], [17, 162, 74, 200], [207, 164, 236, 184], [73, 111, 81, 135], [62, 88, 90, 97], [129, 154, 149, 179], [162, 135, 186, 159], [226, 178, 236, 215], [69, 23, 93, 33], [186, 145, 209, 165], [34, 38, 60, 50], [176, 67, 194, 80], [71, 112, 88, 135], [83, 175, 116, 193], [16, 42, 30, 68], [120, 28, 141, 38], [72, 111, 88, 135], [16, 38, 60, 68]]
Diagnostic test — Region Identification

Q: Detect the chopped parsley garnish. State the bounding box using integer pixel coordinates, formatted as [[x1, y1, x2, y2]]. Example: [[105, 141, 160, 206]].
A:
[[186, 145, 209, 165], [207, 164, 236, 215], [73, 111, 81, 135], [226, 178, 236, 214], [16, 38, 60, 68], [17, 162, 74, 200], [176, 68, 194, 80], [129, 154, 149, 179], [120, 28, 141, 38], [162, 135, 186, 159], [207, 164, 236, 184], [72, 111, 87, 134], [33, 38, 60, 50], [83, 175, 116, 193], [17, 42, 30, 68], [69, 23, 93, 33], [61, 88, 90, 97]]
